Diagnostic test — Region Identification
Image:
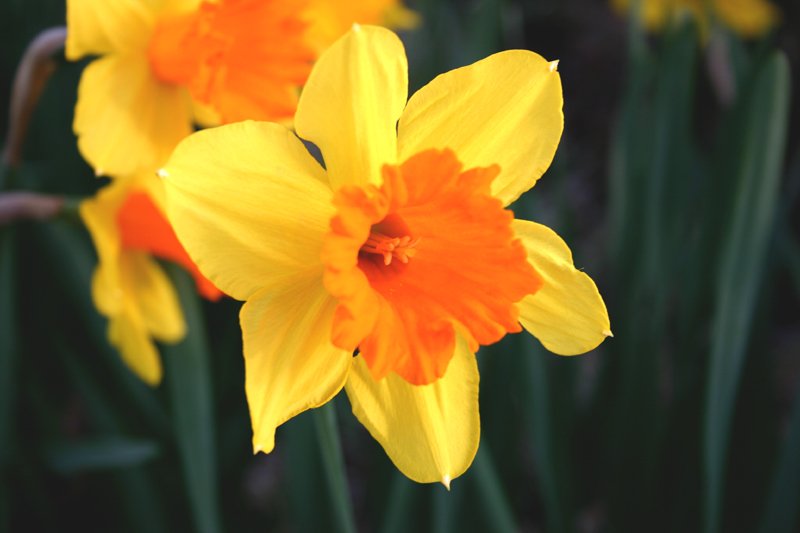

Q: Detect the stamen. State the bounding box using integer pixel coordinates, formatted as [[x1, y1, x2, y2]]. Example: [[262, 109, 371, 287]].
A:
[[361, 231, 420, 266]]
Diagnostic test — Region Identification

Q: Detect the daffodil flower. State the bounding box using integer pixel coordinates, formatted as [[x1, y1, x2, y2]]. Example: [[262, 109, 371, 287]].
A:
[[67, 0, 418, 177], [81, 174, 222, 384], [68, 0, 311, 177], [161, 26, 610, 484], [611, 0, 780, 38]]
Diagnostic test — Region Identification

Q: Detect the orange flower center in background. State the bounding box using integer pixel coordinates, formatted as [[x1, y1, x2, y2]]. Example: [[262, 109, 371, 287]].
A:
[[147, 0, 315, 123], [322, 149, 542, 385], [117, 191, 223, 301]]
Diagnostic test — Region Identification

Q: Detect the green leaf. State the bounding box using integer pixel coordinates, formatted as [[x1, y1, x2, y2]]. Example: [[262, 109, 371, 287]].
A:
[[162, 263, 221, 533], [521, 340, 571, 533], [44, 437, 160, 475], [704, 51, 790, 533], [380, 473, 416, 533], [313, 401, 357, 533], [758, 383, 800, 533], [0, 228, 17, 469], [471, 443, 517, 533]]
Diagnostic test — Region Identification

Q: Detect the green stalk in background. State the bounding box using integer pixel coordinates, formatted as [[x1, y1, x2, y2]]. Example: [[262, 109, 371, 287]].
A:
[[0, 215, 17, 533], [313, 401, 357, 533], [162, 264, 222, 533], [704, 51, 790, 533]]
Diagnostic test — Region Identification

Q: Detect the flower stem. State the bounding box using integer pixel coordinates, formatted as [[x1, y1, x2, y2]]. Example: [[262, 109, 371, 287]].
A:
[[313, 402, 357, 533], [2, 27, 66, 168]]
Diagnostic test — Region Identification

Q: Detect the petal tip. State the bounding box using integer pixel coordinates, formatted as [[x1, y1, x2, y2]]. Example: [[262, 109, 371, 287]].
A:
[[157, 168, 170, 179], [548, 59, 560, 72], [603, 328, 613, 338], [352, 22, 361, 32], [94, 168, 105, 178], [441, 475, 452, 490]]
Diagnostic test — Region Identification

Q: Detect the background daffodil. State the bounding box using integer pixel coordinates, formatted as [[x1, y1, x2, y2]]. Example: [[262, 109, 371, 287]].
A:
[[67, 0, 313, 177], [81, 174, 222, 385], [160, 26, 610, 485], [611, 0, 780, 37], [67, 0, 418, 178]]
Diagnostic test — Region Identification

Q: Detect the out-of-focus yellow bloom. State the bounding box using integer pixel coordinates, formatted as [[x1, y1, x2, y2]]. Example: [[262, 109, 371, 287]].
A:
[[303, 0, 419, 51], [81, 174, 222, 384], [161, 26, 610, 485], [66, 0, 419, 177], [612, 0, 780, 38]]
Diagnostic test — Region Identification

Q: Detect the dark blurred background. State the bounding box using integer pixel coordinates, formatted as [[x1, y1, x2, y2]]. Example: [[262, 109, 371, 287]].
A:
[[1, 0, 799, 532]]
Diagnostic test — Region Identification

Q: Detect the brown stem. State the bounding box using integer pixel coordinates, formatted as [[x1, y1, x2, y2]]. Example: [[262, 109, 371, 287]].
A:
[[0, 192, 64, 225], [2, 26, 67, 169]]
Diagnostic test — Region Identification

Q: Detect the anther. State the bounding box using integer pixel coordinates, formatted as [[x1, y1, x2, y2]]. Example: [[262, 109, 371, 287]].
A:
[[361, 231, 420, 266]]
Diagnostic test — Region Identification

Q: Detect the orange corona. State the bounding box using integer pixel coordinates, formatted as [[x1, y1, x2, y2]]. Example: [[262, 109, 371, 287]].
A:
[[147, 0, 315, 123], [323, 149, 542, 385]]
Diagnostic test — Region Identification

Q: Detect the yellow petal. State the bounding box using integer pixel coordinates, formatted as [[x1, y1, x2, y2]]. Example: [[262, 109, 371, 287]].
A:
[[81, 179, 129, 315], [513, 219, 610, 355], [66, 0, 155, 59], [161, 121, 333, 301], [74, 55, 192, 177], [108, 305, 163, 386], [125, 252, 185, 343], [295, 25, 407, 190], [242, 278, 351, 454], [398, 50, 563, 206], [82, 178, 185, 386], [345, 335, 479, 485]]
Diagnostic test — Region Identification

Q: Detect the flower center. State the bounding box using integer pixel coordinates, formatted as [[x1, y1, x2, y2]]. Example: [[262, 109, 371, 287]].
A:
[[359, 213, 420, 266], [361, 232, 420, 266], [322, 149, 542, 385], [147, 0, 314, 123]]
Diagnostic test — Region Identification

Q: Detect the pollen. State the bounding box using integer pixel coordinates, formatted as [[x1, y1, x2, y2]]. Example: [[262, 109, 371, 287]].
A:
[[361, 232, 420, 266]]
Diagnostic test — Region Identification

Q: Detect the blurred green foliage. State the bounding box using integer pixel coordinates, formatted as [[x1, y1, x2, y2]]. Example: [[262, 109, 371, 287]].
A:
[[1, 0, 799, 532]]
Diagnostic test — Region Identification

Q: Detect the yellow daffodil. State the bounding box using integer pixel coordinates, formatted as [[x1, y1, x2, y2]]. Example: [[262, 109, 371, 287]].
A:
[[160, 26, 610, 484], [303, 0, 419, 52], [612, 0, 780, 38], [67, 0, 418, 177], [81, 173, 222, 385]]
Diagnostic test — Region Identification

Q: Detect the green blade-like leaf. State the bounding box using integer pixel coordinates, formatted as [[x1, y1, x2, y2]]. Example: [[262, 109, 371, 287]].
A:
[[0, 227, 16, 533], [521, 341, 572, 533], [380, 473, 416, 533], [313, 401, 357, 533], [162, 263, 221, 533], [471, 443, 517, 533], [758, 382, 800, 533], [704, 51, 790, 533], [44, 437, 160, 475]]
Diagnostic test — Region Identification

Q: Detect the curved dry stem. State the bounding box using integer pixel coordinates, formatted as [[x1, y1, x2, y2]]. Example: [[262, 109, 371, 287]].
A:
[[2, 26, 67, 168], [0, 192, 64, 226]]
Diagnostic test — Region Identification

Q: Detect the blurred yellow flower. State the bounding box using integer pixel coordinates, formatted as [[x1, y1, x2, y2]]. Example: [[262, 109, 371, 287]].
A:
[[611, 0, 780, 37], [303, 0, 419, 51], [161, 26, 610, 484], [66, 0, 418, 177], [81, 174, 222, 385]]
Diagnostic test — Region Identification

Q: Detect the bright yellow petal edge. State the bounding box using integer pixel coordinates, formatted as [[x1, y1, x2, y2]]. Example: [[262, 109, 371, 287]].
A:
[[345, 335, 479, 486], [242, 280, 352, 454], [398, 49, 563, 207], [514, 219, 611, 355]]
